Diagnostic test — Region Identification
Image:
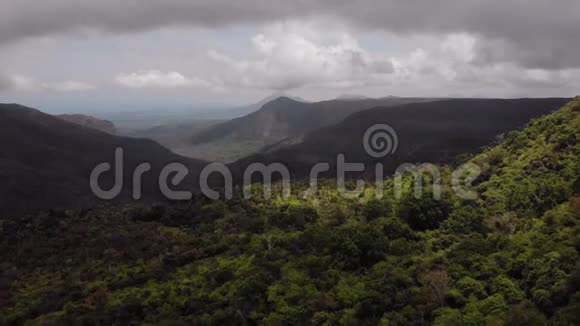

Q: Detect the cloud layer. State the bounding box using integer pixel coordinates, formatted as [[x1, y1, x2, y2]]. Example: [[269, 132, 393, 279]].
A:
[[0, 73, 95, 93], [209, 24, 394, 90], [2, 0, 580, 70], [1, 1, 578, 105], [42, 80, 95, 92], [115, 70, 210, 89], [204, 26, 580, 95], [0, 73, 13, 91]]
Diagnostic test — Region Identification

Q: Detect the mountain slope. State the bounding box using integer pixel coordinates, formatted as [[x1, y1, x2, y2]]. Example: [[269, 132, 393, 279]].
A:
[[57, 114, 117, 134], [191, 96, 435, 143], [127, 119, 223, 159], [1, 98, 578, 325], [232, 98, 571, 178], [115, 96, 306, 162], [469, 97, 579, 215], [0, 104, 207, 215], [188, 96, 435, 162]]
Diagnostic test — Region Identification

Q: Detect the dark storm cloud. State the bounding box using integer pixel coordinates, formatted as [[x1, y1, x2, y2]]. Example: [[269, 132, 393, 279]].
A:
[[2, 0, 580, 69]]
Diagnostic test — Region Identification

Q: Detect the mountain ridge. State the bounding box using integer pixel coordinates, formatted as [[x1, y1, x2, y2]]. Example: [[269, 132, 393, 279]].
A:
[[188, 96, 436, 161], [57, 113, 118, 134], [1, 98, 578, 325], [0, 103, 207, 215], [191, 96, 435, 144], [231, 97, 572, 179]]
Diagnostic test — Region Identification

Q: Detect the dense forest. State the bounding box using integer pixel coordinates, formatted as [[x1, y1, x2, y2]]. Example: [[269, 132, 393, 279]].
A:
[[1, 98, 579, 325]]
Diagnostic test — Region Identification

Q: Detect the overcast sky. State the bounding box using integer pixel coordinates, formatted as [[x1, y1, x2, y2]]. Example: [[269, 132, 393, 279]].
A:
[[1, 0, 579, 113]]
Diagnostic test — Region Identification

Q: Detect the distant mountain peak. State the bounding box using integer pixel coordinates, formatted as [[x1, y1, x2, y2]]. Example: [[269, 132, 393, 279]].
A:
[[335, 94, 372, 101], [259, 94, 306, 107], [267, 96, 301, 104], [231, 97, 572, 180]]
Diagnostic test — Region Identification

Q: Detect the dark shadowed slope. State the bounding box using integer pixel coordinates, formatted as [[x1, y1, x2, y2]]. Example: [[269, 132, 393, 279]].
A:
[[231, 98, 571, 179], [191, 96, 435, 145], [188, 96, 435, 162], [0, 104, 207, 216]]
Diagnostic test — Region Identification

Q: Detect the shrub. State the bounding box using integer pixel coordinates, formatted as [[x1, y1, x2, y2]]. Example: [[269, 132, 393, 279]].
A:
[[399, 196, 452, 231], [363, 199, 391, 221]]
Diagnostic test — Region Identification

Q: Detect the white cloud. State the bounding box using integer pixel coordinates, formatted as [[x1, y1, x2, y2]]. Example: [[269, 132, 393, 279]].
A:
[[42, 80, 95, 92], [0, 73, 13, 91], [115, 70, 211, 89], [386, 33, 580, 97], [3, 0, 580, 71], [209, 23, 394, 90], [1, 74, 95, 92], [205, 24, 580, 97], [10, 75, 37, 90]]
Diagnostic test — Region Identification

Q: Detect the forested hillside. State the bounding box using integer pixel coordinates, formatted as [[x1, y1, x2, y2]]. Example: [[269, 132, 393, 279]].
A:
[[1, 98, 579, 325], [189, 97, 433, 162], [233, 98, 571, 180], [0, 104, 207, 215]]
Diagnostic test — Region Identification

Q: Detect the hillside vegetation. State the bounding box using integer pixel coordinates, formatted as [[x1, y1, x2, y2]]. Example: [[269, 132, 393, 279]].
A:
[[0, 98, 579, 325], [0, 104, 207, 215], [189, 97, 433, 162], [233, 98, 571, 179]]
